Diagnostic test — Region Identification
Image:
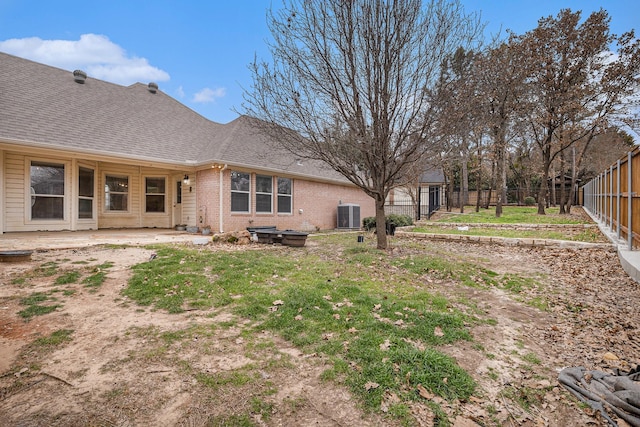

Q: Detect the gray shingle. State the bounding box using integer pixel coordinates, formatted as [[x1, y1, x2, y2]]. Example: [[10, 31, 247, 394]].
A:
[[0, 51, 348, 183]]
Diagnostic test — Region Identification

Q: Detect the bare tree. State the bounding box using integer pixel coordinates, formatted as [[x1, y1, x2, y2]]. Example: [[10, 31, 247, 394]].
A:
[[473, 41, 527, 216], [242, 0, 483, 249], [516, 9, 640, 215]]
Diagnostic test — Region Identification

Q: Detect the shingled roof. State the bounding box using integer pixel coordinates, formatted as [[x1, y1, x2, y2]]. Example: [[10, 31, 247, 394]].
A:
[[0, 51, 345, 182]]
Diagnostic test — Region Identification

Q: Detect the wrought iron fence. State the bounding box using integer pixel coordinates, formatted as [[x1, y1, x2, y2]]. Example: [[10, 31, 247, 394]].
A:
[[384, 185, 441, 221]]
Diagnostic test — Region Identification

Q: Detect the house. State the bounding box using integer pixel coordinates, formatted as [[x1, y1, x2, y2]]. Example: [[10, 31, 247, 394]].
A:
[[0, 52, 374, 235], [385, 168, 445, 219]]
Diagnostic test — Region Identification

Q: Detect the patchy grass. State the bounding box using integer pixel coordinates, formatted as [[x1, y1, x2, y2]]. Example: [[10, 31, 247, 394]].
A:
[[55, 270, 81, 285], [32, 329, 74, 350], [123, 236, 484, 423], [81, 261, 114, 290], [118, 233, 569, 425], [18, 292, 61, 319], [33, 261, 59, 277], [411, 225, 605, 243], [435, 206, 590, 225]]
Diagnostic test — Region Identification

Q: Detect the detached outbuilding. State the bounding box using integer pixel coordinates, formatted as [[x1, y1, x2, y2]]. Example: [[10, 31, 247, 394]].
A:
[[0, 52, 374, 234]]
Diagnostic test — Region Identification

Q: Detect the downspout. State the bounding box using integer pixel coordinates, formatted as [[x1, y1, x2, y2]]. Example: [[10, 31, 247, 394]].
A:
[[219, 164, 228, 232]]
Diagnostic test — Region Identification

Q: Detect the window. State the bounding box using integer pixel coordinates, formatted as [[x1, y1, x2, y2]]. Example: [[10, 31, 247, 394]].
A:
[[277, 177, 292, 214], [256, 175, 273, 213], [105, 175, 128, 211], [30, 161, 64, 220], [78, 167, 94, 219], [145, 177, 166, 213], [231, 171, 250, 212], [176, 181, 182, 204]]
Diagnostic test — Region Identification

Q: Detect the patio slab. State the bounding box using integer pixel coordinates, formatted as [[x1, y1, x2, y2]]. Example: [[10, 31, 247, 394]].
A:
[[0, 229, 198, 251]]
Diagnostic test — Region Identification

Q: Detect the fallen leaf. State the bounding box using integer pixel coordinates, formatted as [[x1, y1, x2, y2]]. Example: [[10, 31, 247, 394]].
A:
[[434, 326, 444, 337], [294, 315, 303, 320], [272, 300, 284, 306], [417, 384, 434, 400], [380, 390, 401, 413], [380, 339, 391, 351], [373, 304, 382, 311], [364, 381, 380, 391]]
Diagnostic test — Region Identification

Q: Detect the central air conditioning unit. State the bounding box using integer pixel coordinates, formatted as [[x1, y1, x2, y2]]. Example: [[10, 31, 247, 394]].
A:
[[337, 203, 360, 229]]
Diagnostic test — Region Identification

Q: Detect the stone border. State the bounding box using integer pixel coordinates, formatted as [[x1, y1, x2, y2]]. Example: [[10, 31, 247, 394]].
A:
[[421, 222, 597, 230], [395, 230, 614, 250]]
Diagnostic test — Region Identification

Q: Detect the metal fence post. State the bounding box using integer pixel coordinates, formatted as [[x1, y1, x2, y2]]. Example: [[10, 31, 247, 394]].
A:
[[610, 165, 614, 231], [599, 173, 603, 221]]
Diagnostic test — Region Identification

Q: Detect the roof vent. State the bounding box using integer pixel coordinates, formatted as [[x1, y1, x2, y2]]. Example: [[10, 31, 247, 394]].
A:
[[73, 69, 87, 84], [148, 82, 158, 93]]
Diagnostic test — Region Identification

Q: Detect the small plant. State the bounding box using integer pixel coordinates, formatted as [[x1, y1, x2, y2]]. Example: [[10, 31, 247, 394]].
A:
[[362, 216, 376, 231], [524, 196, 536, 206], [18, 292, 61, 319], [55, 270, 81, 285], [32, 329, 73, 349], [34, 261, 59, 277], [83, 271, 107, 289], [385, 213, 413, 227], [521, 352, 541, 365], [362, 214, 413, 231]]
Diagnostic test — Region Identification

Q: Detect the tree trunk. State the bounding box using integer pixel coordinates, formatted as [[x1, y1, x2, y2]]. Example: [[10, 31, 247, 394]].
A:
[[495, 143, 505, 218], [461, 151, 468, 214], [537, 144, 551, 215], [566, 147, 577, 214], [486, 157, 496, 210], [475, 171, 482, 213], [550, 167, 557, 208], [374, 196, 388, 250], [558, 152, 567, 214]]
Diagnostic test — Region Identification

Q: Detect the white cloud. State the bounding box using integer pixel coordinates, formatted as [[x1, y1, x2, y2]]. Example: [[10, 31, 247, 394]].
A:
[[193, 87, 226, 103], [176, 85, 185, 98], [0, 33, 169, 86]]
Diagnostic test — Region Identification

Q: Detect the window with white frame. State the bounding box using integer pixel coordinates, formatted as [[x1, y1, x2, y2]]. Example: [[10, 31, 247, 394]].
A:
[[105, 175, 129, 211], [30, 161, 65, 220], [255, 174, 273, 213], [78, 167, 94, 219], [145, 177, 166, 213], [231, 171, 250, 213], [277, 177, 292, 214]]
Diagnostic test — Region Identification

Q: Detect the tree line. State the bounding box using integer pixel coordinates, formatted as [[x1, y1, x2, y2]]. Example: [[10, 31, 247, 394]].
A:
[[242, 0, 640, 249]]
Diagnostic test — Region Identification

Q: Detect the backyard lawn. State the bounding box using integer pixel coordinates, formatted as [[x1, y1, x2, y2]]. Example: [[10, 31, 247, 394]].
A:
[[0, 216, 636, 426]]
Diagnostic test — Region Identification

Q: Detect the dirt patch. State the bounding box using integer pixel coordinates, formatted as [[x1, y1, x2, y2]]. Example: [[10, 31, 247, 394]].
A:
[[0, 238, 638, 426]]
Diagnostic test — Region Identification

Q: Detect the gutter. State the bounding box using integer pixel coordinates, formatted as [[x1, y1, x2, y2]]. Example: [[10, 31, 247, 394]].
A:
[[219, 164, 228, 232]]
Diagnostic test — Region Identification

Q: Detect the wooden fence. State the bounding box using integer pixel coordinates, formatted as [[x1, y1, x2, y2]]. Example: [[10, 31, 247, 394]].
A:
[[582, 146, 640, 250]]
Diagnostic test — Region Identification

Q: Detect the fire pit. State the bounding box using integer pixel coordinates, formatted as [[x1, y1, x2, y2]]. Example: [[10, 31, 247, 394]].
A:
[[254, 229, 309, 247], [0, 250, 33, 262]]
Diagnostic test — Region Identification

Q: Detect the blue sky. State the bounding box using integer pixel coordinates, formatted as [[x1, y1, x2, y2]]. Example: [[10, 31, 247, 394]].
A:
[[1, 1, 637, 124]]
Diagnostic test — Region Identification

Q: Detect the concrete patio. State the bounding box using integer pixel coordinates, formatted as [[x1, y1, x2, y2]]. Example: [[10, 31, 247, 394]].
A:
[[0, 229, 199, 252]]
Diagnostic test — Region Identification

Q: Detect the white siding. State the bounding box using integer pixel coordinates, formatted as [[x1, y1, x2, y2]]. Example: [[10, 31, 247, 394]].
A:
[[1, 149, 183, 232]]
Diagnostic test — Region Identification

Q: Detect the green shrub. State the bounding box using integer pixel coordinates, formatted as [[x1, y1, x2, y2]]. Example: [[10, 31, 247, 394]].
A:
[[524, 196, 536, 206], [386, 214, 413, 227], [362, 214, 413, 231], [363, 216, 376, 231]]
